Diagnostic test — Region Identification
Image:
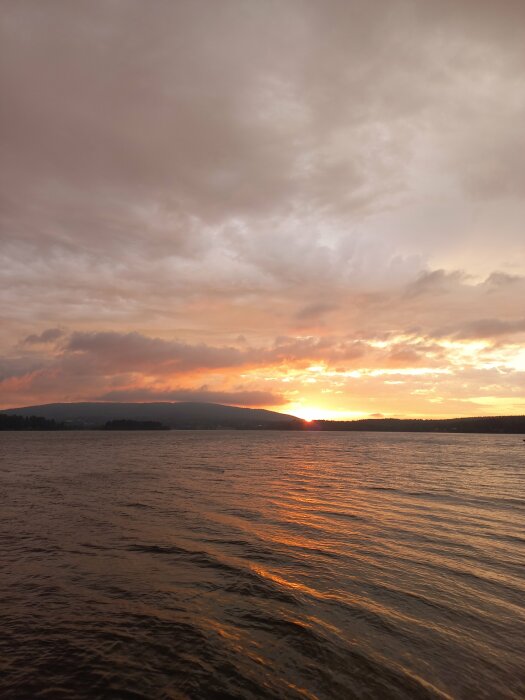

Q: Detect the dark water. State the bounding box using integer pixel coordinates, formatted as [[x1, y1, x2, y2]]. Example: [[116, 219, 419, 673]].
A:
[[1, 431, 524, 699]]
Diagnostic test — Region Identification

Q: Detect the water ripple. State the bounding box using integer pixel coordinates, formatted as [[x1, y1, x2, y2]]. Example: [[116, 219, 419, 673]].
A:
[[1, 431, 524, 699]]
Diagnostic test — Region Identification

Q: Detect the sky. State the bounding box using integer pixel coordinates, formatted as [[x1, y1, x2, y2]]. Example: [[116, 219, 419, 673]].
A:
[[1, 0, 524, 419]]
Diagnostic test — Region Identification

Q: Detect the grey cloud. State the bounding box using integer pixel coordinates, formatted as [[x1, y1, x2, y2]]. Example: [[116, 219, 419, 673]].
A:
[[66, 331, 247, 372], [483, 272, 523, 289], [2, 1, 524, 285], [404, 270, 468, 298], [23, 328, 64, 345], [436, 318, 525, 341], [295, 303, 336, 321], [64, 331, 371, 374], [0, 356, 45, 382]]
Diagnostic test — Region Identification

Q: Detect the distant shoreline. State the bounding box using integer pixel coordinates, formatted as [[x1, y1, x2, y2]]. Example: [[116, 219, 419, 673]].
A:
[[1, 411, 524, 434]]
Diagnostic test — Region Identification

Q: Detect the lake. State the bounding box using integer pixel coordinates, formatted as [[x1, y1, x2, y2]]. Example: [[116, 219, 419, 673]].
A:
[[1, 431, 523, 698]]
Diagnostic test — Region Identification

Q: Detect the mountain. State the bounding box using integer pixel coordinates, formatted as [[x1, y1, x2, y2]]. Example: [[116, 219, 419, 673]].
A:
[[3, 402, 301, 429]]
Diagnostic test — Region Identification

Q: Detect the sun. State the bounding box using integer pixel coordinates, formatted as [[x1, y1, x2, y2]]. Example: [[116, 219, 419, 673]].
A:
[[293, 407, 321, 422]]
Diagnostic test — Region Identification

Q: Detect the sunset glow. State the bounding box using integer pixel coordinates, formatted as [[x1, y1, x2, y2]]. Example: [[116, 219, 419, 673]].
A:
[[1, 2, 524, 418]]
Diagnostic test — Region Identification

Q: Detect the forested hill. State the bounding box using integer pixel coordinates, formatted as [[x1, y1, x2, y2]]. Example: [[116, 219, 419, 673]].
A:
[[2, 402, 300, 429]]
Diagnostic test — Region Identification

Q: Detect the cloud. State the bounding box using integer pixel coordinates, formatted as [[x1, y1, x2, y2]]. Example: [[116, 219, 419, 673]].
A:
[[484, 272, 523, 288], [404, 270, 468, 298], [2, 2, 524, 300], [295, 303, 337, 321], [66, 331, 247, 372], [436, 318, 525, 341], [1, 323, 524, 417], [387, 348, 422, 366], [0, 356, 46, 382], [1, 1, 524, 416], [23, 328, 64, 345]]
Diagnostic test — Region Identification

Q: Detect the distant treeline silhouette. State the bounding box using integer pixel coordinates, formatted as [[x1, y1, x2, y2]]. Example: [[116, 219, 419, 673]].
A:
[[309, 415, 525, 434], [0, 414, 65, 431], [1, 411, 524, 433]]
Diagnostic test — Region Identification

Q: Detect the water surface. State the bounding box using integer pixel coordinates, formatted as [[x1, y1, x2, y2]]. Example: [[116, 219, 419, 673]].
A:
[[1, 431, 524, 698]]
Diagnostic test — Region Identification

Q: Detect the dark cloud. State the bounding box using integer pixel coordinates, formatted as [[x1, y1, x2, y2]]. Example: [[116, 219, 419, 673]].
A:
[[436, 318, 525, 341], [23, 328, 63, 345], [66, 331, 246, 372], [60, 331, 373, 376], [0, 356, 45, 382]]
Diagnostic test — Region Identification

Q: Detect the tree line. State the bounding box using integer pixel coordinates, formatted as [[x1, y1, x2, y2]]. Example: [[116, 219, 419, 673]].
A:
[[0, 414, 66, 431]]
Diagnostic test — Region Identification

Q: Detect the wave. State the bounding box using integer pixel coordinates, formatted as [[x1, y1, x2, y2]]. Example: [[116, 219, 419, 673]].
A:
[[1, 431, 523, 699]]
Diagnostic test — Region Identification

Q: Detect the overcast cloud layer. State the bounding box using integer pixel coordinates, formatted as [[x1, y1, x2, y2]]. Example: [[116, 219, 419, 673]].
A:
[[1, 0, 524, 417]]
